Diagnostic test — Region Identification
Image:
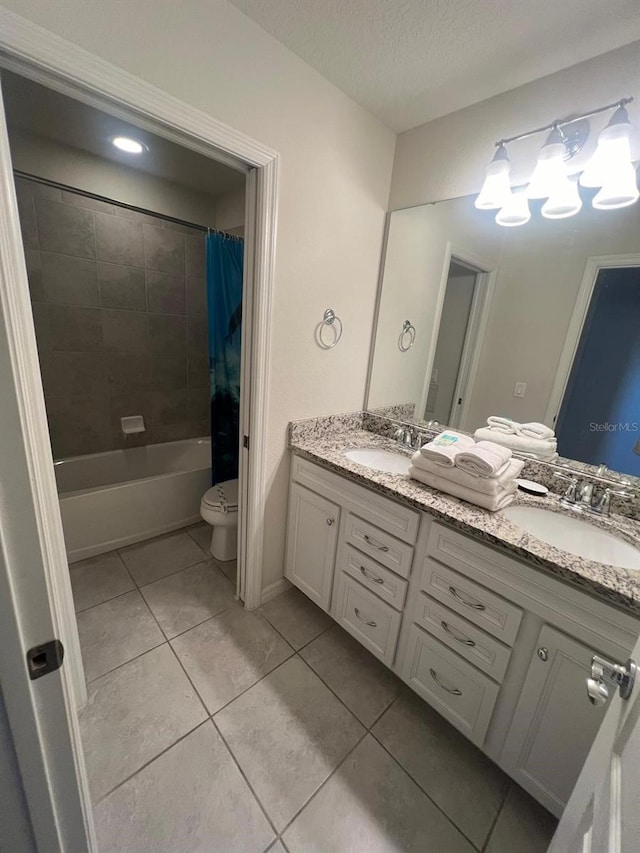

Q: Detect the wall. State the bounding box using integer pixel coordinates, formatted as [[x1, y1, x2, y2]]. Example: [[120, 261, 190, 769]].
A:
[[15, 175, 211, 458], [10, 129, 220, 226], [390, 40, 640, 209], [0, 688, 36, 853], [214, 185, 245, 233], [0, 0, 396, 592]]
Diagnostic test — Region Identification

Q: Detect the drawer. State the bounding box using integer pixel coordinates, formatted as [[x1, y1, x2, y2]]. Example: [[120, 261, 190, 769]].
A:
[[339, 543, 408, 610], [412, 594, 512, 682], [401, 624, 500, 746], [345, 513, 414, 579], [421, 559, 522, 646], [292, 455, 420, 543], [333, 573, 402, 665]]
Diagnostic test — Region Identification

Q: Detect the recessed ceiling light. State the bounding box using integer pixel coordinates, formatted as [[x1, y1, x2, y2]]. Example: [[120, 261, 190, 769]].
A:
[[111, 136, 147, 154]]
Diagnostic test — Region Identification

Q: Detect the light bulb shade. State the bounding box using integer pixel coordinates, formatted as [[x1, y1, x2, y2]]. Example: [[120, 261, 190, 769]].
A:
[[592, 162, 639, 209], [526, 138, 567, 199], [475, 145, 511, 209], [580, 106, 634, 188], [495, 191, 531, 227], [541, 176, 583, 219]]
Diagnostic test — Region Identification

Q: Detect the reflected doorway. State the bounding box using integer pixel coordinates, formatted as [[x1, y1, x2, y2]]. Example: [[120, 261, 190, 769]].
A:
[[425, 259, 481, 427]]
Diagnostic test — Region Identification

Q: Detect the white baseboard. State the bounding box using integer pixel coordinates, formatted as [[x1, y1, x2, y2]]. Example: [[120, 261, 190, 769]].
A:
[[260, 577, 291, 605]]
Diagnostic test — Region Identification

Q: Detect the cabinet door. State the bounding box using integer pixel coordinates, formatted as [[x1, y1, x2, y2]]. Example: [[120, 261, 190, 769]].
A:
[[500, 624, 610, 817], [285, 483, 340, 611]]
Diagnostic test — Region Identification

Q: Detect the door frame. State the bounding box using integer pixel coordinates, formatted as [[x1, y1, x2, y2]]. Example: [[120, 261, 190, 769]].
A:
[[0, 9, 278, 850], [0, 8, 278, 612], [417, 243, 496, 428], [544, 253, 640, 427]]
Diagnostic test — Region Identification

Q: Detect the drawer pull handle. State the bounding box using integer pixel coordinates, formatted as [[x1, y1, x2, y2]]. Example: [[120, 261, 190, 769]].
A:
[[360, 566, 384, 585], [430, 668, 463, 696], [363, 534, 389, 552], [354, 607, 377, 628], [441, 621, 476, 647], [449, 586, 486, 611]]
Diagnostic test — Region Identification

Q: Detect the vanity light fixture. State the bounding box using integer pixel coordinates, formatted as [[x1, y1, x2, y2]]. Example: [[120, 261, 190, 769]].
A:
[[111, 136, 147, 154], [476, 97, 637, 226], [474, 144, 512, 210]]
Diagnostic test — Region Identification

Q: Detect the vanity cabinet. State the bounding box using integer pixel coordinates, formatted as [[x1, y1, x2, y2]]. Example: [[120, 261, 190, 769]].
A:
[[500, 624, 610, 814], [284, 455, 640, 818], [284, 483, 340, 610]]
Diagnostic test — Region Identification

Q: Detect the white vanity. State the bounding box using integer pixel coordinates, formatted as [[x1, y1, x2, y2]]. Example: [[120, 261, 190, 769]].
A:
[[284, 443, 640, 818]]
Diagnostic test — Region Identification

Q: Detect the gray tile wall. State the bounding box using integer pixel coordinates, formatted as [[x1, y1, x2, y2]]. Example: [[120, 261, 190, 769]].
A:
[[16, 176, 210, 459]]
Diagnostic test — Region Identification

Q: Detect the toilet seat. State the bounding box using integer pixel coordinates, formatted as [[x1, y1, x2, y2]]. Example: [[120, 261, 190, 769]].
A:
[[202, 478, 239, 513]]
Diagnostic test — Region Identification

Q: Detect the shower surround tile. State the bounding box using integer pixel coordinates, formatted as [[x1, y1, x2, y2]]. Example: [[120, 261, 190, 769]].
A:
[[17, 177, 214, 457]]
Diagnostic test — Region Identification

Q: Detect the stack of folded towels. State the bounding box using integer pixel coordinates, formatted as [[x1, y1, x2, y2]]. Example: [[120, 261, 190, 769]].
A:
[[409, 430, 524, 511], [473, 416, 558, 462]]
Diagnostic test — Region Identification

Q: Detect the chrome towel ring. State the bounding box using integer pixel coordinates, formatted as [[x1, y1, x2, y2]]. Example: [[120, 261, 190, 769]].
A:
[[317, 308, 343, 349], [398, 320, 416, 352]]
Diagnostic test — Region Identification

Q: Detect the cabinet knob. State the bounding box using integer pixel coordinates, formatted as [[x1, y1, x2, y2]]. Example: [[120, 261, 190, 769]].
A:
[[326, 517, 335, 526], [537, 647, 549, 662]]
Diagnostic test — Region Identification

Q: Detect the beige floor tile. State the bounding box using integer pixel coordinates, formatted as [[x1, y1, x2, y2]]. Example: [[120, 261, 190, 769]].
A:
[[69, 551, 134, 612], [215, 656, 364, 830], [141, 561, 237, 638], [80, 645, 206, 800], [372, 690, 510, 849], [259, 588, 332, 650], [172, 608, 293, 713], [119, 532, 205, 585], [94, 722, 274, 853], [77, 590, 164, 681], [213, 556, 237, 584], [186, 522, 211, 556], [486, 785, 558, 853], [301, 625, 401, 727], [283, 735, 475, 853]]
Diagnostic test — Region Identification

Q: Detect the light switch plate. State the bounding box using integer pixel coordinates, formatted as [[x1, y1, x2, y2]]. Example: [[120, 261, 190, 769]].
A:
[[513, 381, 527, 398]]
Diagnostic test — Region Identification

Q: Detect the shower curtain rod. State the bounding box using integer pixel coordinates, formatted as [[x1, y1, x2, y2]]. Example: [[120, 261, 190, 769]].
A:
[[14, 171, 243, 240]]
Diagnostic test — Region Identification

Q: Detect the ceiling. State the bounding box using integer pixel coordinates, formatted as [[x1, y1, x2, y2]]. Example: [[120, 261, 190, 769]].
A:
[[229, 0, 640, 132], [2, 72, 246, 197]]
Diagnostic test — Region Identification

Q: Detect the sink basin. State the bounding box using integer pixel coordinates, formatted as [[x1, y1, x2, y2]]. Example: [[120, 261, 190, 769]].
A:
[[502, 505, 640, 570], [344, 447, 411, 475]]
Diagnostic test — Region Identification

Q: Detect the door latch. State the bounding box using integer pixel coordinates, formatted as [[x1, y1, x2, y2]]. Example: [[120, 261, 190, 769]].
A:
[[586, 654, 636, 706], [26, 639, 64, 680]]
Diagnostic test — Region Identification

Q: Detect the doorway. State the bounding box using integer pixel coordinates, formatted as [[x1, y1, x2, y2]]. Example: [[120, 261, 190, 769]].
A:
[[555, 265, 640, 474], [0, 20, 277, 851]]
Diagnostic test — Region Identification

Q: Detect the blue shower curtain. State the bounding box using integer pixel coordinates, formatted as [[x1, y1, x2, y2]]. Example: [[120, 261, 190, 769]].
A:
[[206, 231, 244, 485]]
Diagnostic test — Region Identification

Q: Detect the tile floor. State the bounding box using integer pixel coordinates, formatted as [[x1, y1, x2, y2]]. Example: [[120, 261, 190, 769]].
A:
[[70, 523, 558, 853]]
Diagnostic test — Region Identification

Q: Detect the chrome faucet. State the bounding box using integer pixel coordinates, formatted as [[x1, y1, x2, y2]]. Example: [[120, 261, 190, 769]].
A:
[[553, 470, 635, 517], [394, 426, 413, 447]]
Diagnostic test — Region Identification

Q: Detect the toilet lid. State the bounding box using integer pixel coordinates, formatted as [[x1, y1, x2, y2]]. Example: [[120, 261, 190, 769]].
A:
[[203, 479, 239, 510]]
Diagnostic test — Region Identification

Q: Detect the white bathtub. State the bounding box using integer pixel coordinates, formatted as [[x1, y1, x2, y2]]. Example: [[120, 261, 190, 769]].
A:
[[56, 438, 212, 563]]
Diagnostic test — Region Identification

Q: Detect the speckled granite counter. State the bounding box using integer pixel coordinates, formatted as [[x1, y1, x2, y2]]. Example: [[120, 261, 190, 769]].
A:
[[289, 424, 640, 616]]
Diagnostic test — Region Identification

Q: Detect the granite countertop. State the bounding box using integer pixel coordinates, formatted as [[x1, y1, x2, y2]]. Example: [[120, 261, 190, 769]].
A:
[[289, 428, 640, 616]]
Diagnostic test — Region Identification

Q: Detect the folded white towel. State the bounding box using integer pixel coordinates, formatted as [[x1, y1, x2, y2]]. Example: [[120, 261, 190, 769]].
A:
[[411, 452, 524, 495], [486, 416, 518, 434], [474, 427, 557, 461], [419, 430, 476, 467], [455, 440, 513, 477], [409, 465, 516, 511], [516, 422, 555, 441]]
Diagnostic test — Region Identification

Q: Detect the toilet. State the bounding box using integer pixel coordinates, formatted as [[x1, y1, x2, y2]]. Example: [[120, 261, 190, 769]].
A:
[[199, 478, 239, 562]]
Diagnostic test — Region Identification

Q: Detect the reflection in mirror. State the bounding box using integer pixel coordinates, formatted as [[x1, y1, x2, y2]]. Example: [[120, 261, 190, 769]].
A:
[[366, 193, 640, 476]]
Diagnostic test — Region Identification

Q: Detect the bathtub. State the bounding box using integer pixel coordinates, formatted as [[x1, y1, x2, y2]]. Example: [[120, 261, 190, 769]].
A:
[[56, 437, 212, 563]]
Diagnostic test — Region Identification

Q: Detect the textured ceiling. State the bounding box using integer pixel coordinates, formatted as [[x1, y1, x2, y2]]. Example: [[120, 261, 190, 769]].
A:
[[2, 72, 245, 196], [229, 0, 640, 131]]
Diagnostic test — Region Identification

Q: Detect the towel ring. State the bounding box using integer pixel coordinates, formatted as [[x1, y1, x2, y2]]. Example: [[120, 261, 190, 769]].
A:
[[398, 320, 416, 352], [317, 308, 343, 349]]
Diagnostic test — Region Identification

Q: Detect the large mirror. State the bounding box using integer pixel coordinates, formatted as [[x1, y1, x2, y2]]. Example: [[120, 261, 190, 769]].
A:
[[366, 193, 640, 476]]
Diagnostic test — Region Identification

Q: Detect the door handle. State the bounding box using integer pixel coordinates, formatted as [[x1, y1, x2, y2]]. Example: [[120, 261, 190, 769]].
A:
[[586, 654, 636, 706]]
